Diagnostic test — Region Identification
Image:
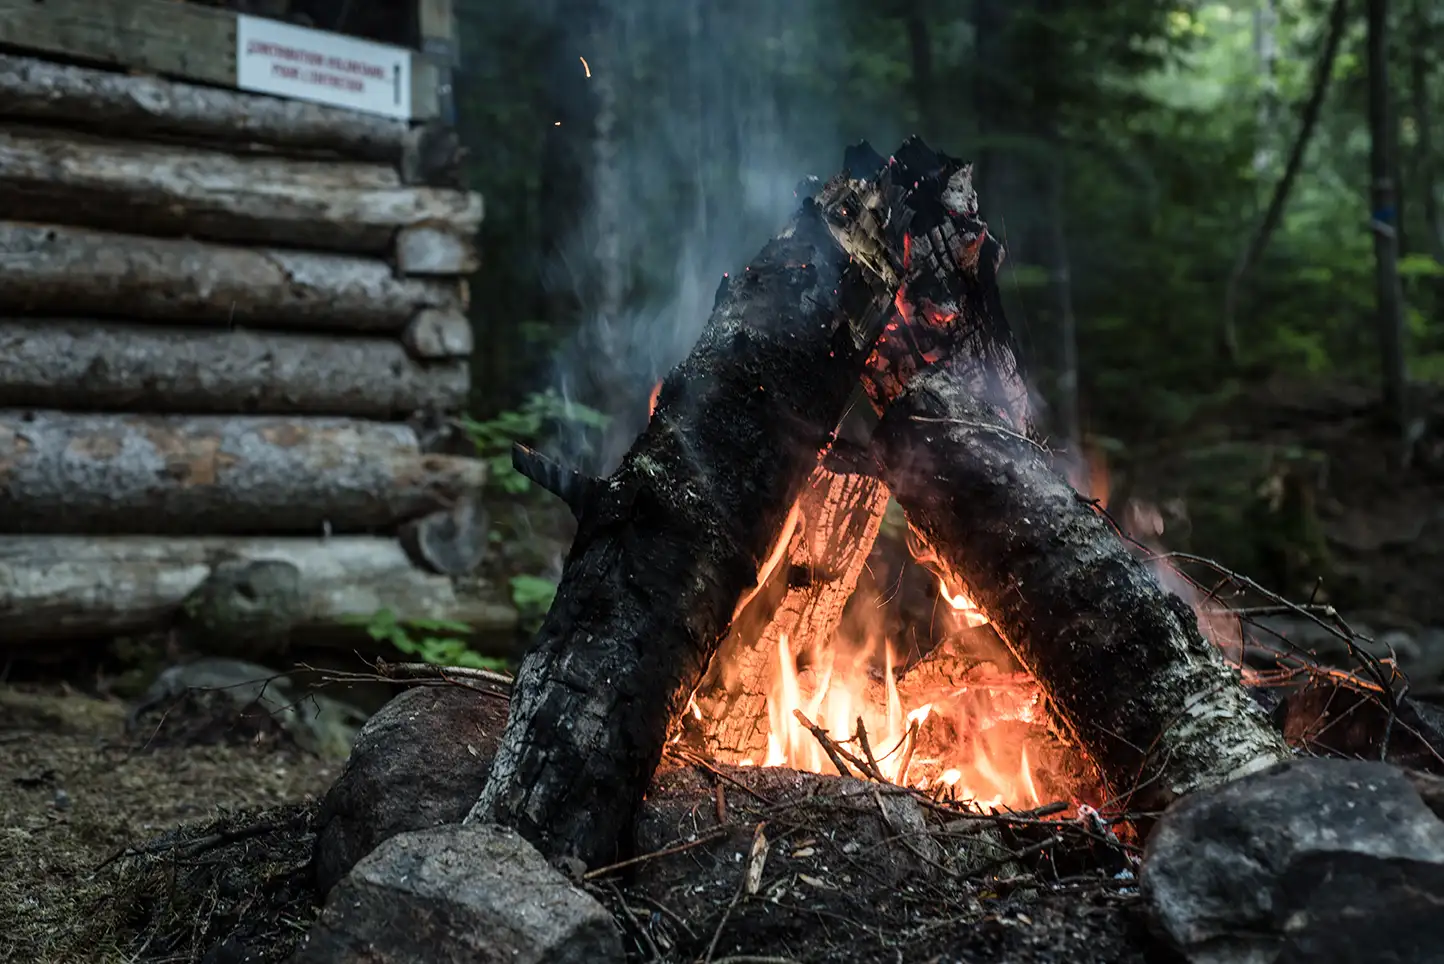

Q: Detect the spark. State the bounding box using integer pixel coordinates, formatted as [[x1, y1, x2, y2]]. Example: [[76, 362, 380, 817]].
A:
[[580, 55, 591, 77]]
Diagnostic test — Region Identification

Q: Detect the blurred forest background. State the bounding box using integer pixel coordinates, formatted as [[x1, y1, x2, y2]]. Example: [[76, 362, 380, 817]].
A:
[[450, 0, 1444, 663]]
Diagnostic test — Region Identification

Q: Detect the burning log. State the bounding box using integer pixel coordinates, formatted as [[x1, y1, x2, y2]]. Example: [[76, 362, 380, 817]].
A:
[[467, 160, 915, 867], [695, 463, 890, 760], [874, 369, 1292, 808]]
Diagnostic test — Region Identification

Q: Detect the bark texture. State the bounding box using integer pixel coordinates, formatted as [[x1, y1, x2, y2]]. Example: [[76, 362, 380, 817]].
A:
[[0, 221, 464, 332], [875, 368, 1291, 807], [0, 320, 469, 417], [394, 223, 480, 275], [0, 535, 517, 643], [0, 412, 487, 535], [695, 465, 890, 760], [0, 52, 409, 161], [401, 310, 475, 360], [466, 172, 910, 867], [0, 128, 484, 254]]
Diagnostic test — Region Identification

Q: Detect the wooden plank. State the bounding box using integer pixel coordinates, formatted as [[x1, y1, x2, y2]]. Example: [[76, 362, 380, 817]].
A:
[[0, 0, 439, 120], [0, 318, 472, 417], [0, 535, 517, 644]]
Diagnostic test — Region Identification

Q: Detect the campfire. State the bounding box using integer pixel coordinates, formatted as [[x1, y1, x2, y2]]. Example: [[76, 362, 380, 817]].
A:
[[476, 137, 1289, 870]]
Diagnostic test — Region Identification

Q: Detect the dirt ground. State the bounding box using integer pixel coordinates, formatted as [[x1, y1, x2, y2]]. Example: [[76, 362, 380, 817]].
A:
[[0, 684, 339, 964]]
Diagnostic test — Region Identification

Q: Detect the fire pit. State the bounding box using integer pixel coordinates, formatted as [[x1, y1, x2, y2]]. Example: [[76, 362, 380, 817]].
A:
[[471, 137, 1287, 872]]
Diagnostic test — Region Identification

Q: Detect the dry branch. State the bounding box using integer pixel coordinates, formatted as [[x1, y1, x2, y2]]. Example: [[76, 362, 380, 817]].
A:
[[0, 221, 463, 332], [0, 412, 486, 535], [0, 128, 483, 254], [0, 52, 408, 161], [0, 319, 469, 417], [0, 535, 516, 644], [466, 165, 912, 867], [875, 369, 1291, 808]]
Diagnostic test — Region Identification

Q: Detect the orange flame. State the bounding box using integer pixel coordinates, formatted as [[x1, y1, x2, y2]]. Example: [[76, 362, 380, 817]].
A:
[[648, 380, 663, 417]]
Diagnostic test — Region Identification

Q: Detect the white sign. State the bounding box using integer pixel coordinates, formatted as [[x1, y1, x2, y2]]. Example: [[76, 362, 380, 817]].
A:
[[236, 15, 412, 121]]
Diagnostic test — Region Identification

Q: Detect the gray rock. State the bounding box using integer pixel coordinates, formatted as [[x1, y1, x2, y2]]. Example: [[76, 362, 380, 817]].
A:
[[130, 657, 365, 758], [1141, 758, 1444, 964], [313, 684, 507, 896], [289, 823, 624, 964]]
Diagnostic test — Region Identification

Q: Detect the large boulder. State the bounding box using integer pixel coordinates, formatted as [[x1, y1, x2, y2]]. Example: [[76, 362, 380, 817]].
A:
[[313, 684, 507, 896], [1141, 758, 1444, 963]]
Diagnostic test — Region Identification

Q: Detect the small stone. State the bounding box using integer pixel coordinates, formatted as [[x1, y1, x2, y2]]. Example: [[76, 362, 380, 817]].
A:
[[51, 789, 70, 811], [288, 823, 624, 964], [1141, 758, 1444, 963], [313, 685, 506, 896]]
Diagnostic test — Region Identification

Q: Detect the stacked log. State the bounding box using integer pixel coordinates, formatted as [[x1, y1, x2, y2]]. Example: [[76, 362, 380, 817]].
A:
[[0, 51, 502, 646]]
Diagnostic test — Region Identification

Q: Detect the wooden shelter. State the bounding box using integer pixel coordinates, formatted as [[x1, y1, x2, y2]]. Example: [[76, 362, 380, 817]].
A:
[[0, 0, 514, 649]]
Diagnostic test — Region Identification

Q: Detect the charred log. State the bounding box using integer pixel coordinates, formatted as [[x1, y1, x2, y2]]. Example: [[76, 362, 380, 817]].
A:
[[466, 166, 913, 868], [874, 369, 1291, 808]]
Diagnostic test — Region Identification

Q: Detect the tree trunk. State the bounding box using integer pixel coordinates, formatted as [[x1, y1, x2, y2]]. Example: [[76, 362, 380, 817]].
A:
[[0, 320, 470, 417], [0, 127, 483, 254], [0, 535, 517, 644], [693, 464, 891, 761], [0, 221, 465, 332], [0, 52, 409, 162], [466, 169, 911, 868], [1047, 153, 1081, 452], [1407, 0, 1444, 263], [874, 367, 1292, 808], [0, 412, 487, 535], [1367, 0, 1410, 436], [1220, 0, 1350, 363]]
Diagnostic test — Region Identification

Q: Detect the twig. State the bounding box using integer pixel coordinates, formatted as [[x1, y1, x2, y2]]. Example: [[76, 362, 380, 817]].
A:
[[792, 709, 855, 778], [853, 716, 888, 781], [702, 822, 766, 964], [963, 833, 1064, 880], [583, 827, 732, 881], [665, 745, 778, 806], [607, 881, 661, 961], [897, 719, 919, 787]]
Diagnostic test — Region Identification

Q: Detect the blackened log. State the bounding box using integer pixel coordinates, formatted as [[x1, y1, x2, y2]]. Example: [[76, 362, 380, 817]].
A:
[[693, 464, 890, 760], [875, 369, 1291, 808], [466, 171, 910, 867]]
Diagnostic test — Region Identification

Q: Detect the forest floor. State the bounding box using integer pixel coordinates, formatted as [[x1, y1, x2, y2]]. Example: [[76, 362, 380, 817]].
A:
[[5, 375, 1444, 963]]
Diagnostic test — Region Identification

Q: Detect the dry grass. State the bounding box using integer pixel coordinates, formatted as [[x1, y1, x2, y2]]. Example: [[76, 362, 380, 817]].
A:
[[0, 684, 338, 963]]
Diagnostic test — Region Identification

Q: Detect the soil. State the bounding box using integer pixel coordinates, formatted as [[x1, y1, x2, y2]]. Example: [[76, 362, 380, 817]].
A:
[[0, 683, 339, 964]]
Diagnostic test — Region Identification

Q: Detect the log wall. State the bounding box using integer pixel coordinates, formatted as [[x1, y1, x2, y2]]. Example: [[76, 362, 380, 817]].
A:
[[0, 25, 508, 648]]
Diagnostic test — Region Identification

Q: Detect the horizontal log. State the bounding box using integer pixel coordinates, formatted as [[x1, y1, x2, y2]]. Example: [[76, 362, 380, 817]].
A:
[[0, 535, 517, 644], [0, 0, 441, 121], [402, 309, 475, 360], [0, 412, 487, 535], [0, 221, 463, 332], [394, 223, 480, 275], [875, 367, 1291, 809], [0, 320, 470, 417], [0, 53, 408, 161], [0, 128, 484, 254]]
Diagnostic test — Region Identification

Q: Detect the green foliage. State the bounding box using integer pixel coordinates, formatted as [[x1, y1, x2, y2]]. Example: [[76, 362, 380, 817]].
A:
[[348, 609, 509, 672], [508, 574, 559, 628], [459, 389, 611, 495]]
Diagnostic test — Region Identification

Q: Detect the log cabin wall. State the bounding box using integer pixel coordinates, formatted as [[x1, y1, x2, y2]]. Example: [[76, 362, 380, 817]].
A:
[[0, 0, 515, 650]]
